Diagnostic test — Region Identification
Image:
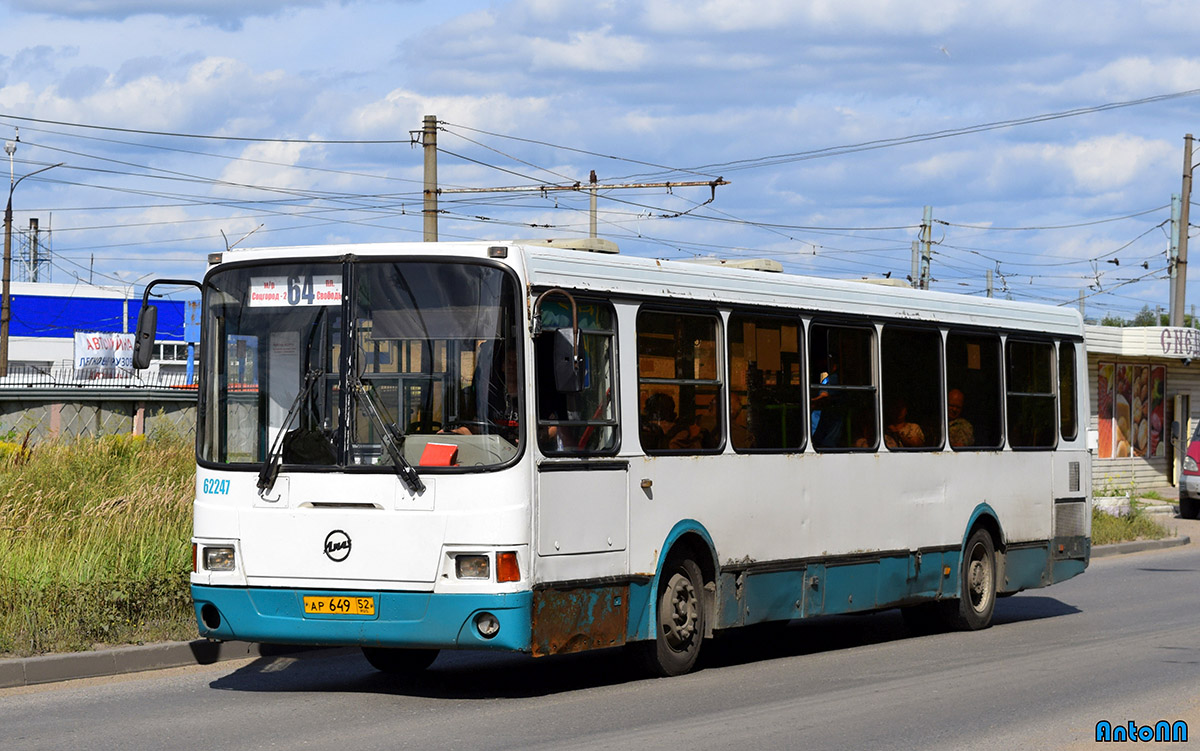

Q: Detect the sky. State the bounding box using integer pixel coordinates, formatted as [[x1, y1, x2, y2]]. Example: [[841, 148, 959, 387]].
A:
[[1, 0, 1199, 320]]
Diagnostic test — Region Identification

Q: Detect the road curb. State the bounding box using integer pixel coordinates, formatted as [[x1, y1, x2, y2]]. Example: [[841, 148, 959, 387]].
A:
[[1091, 535, 1191, 558], [0, 640, 335, 690]]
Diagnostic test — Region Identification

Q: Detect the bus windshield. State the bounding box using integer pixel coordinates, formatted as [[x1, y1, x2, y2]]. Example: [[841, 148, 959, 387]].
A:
[[200, 260, 521, 472]]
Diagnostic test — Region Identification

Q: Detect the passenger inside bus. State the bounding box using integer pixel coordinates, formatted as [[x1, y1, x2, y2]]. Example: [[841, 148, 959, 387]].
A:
[[641, 393, 710, 451], [440, 338, 519, 443], [884, 399, 925, 448], [534, 331, 580, 452], [948, 388, 975, 447], [810, 356, 844, 447]]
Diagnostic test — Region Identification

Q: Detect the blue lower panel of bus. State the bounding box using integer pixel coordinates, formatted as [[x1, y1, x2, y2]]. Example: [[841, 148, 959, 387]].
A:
[[191, 585, 532, 653], [710, 540, 1075, 630]]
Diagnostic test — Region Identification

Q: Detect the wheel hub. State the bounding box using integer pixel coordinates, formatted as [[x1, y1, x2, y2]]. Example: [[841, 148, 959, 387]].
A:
[[662, 573, 698, 649], [967, 550, 992, 611]]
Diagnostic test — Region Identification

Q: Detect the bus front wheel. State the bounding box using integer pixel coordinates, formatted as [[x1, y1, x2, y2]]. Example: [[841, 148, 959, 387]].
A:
[[949, 529, 996, 631], [640, 557, 706, 677], [361, 646, 439, 675]]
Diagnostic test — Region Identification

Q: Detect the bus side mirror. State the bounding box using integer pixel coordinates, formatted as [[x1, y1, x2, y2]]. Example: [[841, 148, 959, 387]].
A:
[[553, 327, 583, 393], [132, 305, 157, 370]]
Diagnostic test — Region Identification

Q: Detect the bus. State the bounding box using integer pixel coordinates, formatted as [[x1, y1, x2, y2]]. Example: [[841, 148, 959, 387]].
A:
[[133, 239, 1091, 677]]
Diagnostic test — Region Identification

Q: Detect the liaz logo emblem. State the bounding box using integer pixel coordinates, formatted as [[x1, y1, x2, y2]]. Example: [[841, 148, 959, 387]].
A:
[[323, 530, 352, 562]]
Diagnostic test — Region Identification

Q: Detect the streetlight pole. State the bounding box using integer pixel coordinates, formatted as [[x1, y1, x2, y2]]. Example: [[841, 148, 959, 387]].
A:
[[0, 145, 64, 376]]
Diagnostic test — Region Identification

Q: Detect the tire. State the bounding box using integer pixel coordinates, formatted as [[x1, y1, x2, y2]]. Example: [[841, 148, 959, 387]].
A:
[[640, 557, 706, 677], [1180, 496, 1200, 520], [946, 529, 997, 631], [361, 646, 439, 675]]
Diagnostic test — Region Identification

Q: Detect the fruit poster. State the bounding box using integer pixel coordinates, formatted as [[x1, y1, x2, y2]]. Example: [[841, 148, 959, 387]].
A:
[[1097, 361, 1164, 460], [1097, 362, 1113, 459], [1149, 365, 1166, 458]]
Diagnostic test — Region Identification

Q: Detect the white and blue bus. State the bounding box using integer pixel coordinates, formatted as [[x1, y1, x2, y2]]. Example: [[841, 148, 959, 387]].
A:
[[134, 239, 1090, 677]]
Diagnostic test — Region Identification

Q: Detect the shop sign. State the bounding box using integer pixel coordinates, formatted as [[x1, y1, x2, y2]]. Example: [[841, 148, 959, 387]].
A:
[[1159, 327, 1200, 357]]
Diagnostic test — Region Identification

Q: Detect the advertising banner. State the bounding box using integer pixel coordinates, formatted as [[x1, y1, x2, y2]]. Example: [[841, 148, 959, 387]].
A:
[[74, 332, 136, 377]]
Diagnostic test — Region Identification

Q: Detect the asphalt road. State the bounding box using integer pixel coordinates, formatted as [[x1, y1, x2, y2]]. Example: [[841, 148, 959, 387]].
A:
[[3, 544, 1198, 751]]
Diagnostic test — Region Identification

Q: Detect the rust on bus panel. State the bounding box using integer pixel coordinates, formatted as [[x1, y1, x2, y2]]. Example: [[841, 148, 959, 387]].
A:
[[531, 584, 629, 657]]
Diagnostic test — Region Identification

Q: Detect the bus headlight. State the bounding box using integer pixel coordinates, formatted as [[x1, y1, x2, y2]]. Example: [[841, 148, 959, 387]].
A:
[[203, 546, 236, 572], [1186, 456, 1198, 473], [455, 555, 490, 580]]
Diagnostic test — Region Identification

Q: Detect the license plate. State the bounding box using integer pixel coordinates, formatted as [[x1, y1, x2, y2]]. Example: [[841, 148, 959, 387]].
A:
[[303, 595, 375, 615]]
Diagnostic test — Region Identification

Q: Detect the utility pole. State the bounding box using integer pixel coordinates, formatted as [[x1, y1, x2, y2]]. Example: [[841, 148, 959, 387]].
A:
[[29, 217, 39, 282], [918, 205, 933, 290], [588, 170, 598, 239], [1172, 134, 1193, 327], [910, 241, 920, 287], [1170, 192, 1181, 318], [986, 269, 994, 298], [422, 114, 438, 242]]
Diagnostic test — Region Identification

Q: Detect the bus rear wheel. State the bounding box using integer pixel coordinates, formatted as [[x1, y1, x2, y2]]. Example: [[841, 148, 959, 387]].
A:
[[948, 529, 996, 631], [640, 557, 706, 677], [361, 646, 439, 675]]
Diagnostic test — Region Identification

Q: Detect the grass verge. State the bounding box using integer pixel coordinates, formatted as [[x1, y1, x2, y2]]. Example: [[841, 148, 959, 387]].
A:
[[1091, 505, 1173, 546], [0, 431, 196, 657]]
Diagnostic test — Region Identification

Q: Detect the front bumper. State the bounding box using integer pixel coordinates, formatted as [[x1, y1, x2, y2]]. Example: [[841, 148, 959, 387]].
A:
[[1181, 474, 1200, 500], [192, 584, 532, 653]]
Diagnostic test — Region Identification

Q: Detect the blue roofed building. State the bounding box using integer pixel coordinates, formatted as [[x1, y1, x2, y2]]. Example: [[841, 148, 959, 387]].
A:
[[7, 281, 192, 381]]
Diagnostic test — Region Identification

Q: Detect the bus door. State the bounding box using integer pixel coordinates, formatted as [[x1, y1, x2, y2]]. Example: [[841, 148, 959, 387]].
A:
[[531, 298, 627, 580]]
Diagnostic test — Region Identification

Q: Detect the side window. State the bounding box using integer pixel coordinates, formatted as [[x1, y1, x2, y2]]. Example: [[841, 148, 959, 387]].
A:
[[881, 326, 942, 450], [1007, 339, 1056, 449], [946, 332, 1003, 449], [728, 313, 804, 451], [535, 300, 618, 455], [808, 323, 876, 451], [638, 311, 723, 454], [1059, 341, 1078, 441]]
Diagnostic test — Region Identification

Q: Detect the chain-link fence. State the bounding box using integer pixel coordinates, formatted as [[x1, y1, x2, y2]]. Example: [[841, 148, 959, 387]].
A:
[[0, 364, 195, 389], [0, 370, 197, 443]]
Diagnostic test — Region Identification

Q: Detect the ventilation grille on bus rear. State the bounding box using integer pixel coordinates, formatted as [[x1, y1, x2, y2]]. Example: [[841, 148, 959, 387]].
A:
[[1054, 501, 1088, 538], [1069, 461, 1080, 493], [299, 502, 383, 510]]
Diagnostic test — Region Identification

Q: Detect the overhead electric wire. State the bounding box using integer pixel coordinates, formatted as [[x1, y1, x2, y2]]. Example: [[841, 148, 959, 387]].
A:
[[4, 95, 1191, 317], [439, 121, 721, 181], [939, 205, 1170, 231], [10, 121, 428, 186], [634, 88, 1200, 178], [0, 113, 416, 144]]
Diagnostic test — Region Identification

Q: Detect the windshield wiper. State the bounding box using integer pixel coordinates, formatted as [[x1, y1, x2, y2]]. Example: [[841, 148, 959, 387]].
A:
[[257, 369, 323, 494], [352, 377, 426, 494]]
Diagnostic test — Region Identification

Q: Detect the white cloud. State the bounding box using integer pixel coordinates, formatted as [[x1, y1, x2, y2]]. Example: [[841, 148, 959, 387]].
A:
[[219, 141, 321, 195], [1053, 56, 1200, 100], [1051, 134, 1175, 193], [527, 25, 649, 72], [349, 89, 551, 139], [0, 56, 294, 131], [640, 0, 969, 34], [7, 0, 355, 30]]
